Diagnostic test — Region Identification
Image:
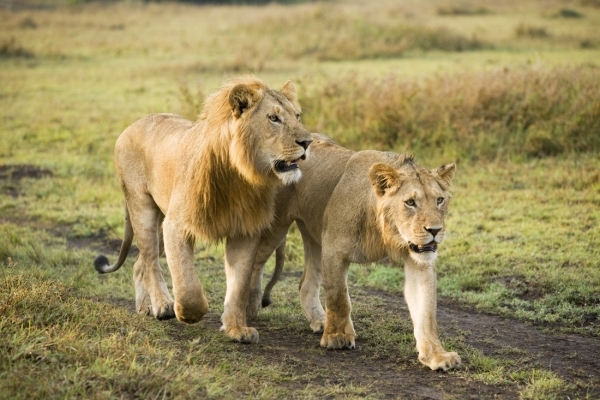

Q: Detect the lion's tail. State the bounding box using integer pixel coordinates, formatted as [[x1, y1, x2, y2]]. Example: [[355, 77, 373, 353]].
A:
[[261, 239, 286, 308], [94, 207, 134, 274]]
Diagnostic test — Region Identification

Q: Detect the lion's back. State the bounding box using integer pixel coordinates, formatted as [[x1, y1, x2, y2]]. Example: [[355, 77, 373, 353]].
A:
[[114, 113, 196, 212]]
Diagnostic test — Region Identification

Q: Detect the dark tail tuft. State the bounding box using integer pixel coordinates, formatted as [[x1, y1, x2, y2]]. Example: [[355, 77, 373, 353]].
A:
[[94, 255, 110, 273], [261, 297, 272, 308]]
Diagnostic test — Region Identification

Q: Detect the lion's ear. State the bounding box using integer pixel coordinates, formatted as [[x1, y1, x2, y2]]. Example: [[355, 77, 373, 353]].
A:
[[280, 80, 298, 105], [433, 163, 456, 187], [369, 163, 400, 197], [229, 84, 261, 118]]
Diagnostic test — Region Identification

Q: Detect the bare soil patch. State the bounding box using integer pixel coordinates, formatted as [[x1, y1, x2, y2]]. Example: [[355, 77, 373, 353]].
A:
[[0, 164, 52, 181], [110, 283, 600, 399], [0, 163, 52, 198]]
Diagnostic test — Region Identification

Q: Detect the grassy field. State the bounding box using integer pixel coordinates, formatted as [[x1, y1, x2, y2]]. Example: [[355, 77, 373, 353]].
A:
[[1, 0, 599, 398]]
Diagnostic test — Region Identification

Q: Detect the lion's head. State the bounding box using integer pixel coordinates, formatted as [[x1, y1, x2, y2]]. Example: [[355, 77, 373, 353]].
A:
[[369, 158, 456, 264], [181, 77, 313, 242], [199, 76, 312, 187]]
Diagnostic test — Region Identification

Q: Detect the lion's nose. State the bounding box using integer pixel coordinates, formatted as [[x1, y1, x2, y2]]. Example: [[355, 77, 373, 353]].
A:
[[296, 139, 312, 150], [424, 227, 441, 238]]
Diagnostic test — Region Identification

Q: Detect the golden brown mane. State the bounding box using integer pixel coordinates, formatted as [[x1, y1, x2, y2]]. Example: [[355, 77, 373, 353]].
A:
[[179, 77, 277, 243]]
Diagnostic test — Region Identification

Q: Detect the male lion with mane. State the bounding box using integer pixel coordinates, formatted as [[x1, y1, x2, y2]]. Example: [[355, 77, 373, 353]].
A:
[[250, 134, 461, 370], [94, 76, 312, 343]]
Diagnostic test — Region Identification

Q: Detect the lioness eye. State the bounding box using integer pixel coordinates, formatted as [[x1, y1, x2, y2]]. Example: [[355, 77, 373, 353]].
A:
[[296, 113, 301, 121], [437, 197, 444, 205], [405, 199, 416, 207], [268, 114, 280, 123]]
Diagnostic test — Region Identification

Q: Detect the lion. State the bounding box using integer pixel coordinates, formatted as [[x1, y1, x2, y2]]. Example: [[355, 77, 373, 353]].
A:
[[93, 76, 313, 344], [249, 134, 461, 370]]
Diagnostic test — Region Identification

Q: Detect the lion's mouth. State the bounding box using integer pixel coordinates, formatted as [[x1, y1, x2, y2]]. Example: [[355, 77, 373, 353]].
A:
[[274, 159, 300, 173], [409, 241, 437, 253]]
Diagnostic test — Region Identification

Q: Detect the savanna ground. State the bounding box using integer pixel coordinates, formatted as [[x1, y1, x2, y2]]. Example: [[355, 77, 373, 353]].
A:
[[1, 0, 599, 398]]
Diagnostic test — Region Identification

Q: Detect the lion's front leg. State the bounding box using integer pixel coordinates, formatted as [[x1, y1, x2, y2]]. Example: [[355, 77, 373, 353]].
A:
[[221, 235, 261, 344], [162, 217, 209, 324], [320, 250, 355, 349], [404, 258, 460, 371]]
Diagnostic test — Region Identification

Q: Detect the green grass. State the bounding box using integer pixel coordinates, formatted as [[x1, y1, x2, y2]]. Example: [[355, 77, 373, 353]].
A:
[[1, 0, 599, 398]]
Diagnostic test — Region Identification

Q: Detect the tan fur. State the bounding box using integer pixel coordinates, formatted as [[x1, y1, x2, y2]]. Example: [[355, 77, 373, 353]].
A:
[[94, 77, 312, 344], [251, 134, 460, 370]]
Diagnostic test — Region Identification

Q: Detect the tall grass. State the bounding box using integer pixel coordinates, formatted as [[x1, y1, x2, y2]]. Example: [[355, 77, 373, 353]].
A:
[[300, 65, 600, 161]]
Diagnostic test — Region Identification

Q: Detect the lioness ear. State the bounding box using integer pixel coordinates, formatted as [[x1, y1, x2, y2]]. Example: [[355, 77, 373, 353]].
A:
[[229, 84, 261, 118], [280, 80, 298, 105], [369, 163, 400, 197], [433, 163, 456, 188]]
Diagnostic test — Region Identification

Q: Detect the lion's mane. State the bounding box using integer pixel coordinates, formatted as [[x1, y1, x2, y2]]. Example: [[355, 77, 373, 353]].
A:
[[178, 77, 277, 242]]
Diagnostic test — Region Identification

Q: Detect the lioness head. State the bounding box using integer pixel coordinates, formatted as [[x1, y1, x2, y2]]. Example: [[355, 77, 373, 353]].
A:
[[369, 159, 456, 264], [228, 80, 312, 186]]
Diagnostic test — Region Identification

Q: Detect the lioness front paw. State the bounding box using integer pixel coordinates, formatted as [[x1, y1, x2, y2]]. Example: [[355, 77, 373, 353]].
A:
[[420, 351, 461, 371], [320, 333, 355, 349], [222, 326, 259, 344]]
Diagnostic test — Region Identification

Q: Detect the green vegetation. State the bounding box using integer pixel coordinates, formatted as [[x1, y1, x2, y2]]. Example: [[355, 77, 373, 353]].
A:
[[1, 0, 599, 398]]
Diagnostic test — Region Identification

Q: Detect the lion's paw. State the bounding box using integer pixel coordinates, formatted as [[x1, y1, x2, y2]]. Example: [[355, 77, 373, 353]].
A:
[[222, 326, 260, 344], [421, 351, 461, 371], [320, 333, 355, 350], [310, 320, 325, 334], [137, 304, 152, 317], [154, 301, 176, 321], [175, 300, 208, 324]]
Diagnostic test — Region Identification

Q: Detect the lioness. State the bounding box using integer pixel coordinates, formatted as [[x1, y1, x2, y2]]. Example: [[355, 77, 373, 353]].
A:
[[250, 134, 461, 370], [94, 77, 312, 343]]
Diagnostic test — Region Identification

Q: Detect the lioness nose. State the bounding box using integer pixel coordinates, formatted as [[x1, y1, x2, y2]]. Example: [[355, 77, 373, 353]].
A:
[[296, 139, 312, 150], [425, 227, 441, 238]]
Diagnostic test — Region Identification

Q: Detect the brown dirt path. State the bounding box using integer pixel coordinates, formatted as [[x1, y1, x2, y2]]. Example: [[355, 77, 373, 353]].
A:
[[190, 286, 600, 399]]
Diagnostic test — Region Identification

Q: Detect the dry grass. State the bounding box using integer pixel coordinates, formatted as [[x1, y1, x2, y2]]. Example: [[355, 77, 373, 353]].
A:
[[242, 6, 487, 62], [299, 65, 600, 162]]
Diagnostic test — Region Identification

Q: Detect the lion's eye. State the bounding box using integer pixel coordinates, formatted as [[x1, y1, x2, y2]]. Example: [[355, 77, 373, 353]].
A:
[[437, 197, 444, 205], [296, 113, 301, 121], [405, 199, 416, 207], [268, 114, 280, 123]]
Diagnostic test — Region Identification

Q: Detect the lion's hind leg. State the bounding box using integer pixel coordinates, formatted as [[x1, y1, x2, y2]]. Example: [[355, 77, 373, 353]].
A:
[[128, 198, 175, 320], [320, 248, 355, 349], [297, 221, 326, 333]]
